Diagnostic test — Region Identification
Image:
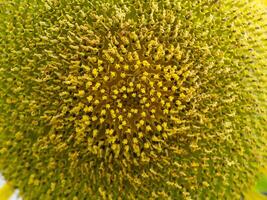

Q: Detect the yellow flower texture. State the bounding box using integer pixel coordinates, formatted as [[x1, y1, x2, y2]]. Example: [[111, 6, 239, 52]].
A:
[[258, 0, 267, 5], [0, 0, 266, 199]]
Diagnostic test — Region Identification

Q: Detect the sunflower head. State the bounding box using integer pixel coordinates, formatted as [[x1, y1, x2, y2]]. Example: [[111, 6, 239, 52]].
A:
[[0, 0, 266, 199]]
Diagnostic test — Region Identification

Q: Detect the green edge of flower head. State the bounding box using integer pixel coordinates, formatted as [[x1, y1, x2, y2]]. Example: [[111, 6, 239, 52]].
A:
[[0, 0, 267, 199]]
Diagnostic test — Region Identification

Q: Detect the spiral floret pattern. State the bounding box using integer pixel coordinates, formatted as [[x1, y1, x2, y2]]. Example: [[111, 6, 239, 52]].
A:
[[0, 0, 267, 199]]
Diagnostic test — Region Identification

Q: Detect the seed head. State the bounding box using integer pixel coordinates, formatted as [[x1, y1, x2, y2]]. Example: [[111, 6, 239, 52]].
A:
[[0, 0, 267, 199]]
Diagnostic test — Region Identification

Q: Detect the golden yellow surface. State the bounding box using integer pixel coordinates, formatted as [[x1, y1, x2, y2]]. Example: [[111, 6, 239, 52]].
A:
[[257, 0, 267, 5], [0, 183, 14, 200]]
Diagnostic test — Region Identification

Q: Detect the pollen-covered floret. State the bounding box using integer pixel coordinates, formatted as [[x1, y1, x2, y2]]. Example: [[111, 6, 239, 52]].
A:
[[0, 0, 267, 199]]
